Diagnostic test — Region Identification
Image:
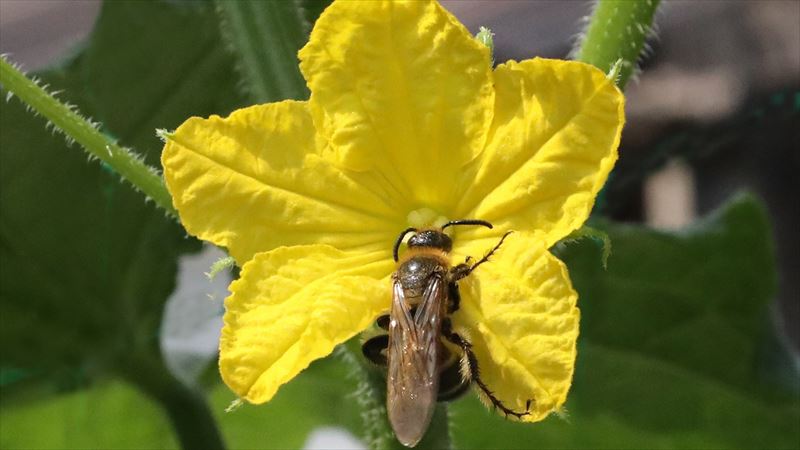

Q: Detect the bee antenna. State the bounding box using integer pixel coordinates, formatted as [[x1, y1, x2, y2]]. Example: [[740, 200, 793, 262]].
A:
[[393, 227, 417, 262], [441, 219, 493, 230]]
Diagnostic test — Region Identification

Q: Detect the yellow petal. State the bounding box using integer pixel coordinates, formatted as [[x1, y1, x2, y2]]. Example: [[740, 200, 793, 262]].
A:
[[453, 233, 579, 421], [161, 101, 401, 263], [220, 244, 394, 404], [455, 58, 624, 247], [299, 0, 494, 210]]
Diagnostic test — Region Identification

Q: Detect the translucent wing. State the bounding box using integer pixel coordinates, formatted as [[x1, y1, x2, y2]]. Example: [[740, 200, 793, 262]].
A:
[[387, 274, 445, 447]]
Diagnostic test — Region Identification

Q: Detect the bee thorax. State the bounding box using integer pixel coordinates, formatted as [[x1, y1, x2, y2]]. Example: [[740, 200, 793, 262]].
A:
[[396, 255, 447, 297]]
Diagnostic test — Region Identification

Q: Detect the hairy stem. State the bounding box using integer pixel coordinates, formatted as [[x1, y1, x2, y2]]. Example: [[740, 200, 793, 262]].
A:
[[341, 340, 452, 450], [575, 0, 661, 88], [0, 56, 176, 216], [215, 0, 310, 102], [341, 341, 405, 450]]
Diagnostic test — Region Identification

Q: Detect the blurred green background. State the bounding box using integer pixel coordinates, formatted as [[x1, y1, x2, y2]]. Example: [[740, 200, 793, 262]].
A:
[[1, 1, 798, 449]]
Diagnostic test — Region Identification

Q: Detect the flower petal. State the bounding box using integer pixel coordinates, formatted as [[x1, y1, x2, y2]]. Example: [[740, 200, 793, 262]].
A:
[[161, 101, 402, 263], [453, 233, 579, 421], [455, 58, 624, 246], [299, 0, 494, 209], [220, 244, 394, 404]]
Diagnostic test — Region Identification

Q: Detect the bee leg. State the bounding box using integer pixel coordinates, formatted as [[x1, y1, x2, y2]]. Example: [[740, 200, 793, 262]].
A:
[[447, 281, 461, 313], [450, 231, 514, 282], [376, 314, 390, 330], [441, 318, 532, 419], [437, 359, 471, 401], [361, 334, 389, 366]]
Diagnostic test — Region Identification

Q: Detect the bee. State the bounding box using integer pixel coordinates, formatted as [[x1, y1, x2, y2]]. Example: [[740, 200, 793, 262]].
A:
[[362, 220, 531, 447]]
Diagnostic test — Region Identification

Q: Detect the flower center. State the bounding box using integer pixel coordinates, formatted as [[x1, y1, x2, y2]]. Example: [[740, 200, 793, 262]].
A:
[[407, 208, 448, 229]]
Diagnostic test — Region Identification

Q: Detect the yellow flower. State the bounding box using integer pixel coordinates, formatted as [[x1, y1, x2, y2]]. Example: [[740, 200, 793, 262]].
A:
[[161, 0, 623, 423]]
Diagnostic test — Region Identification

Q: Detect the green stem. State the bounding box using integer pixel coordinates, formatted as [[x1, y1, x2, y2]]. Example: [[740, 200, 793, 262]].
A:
[[0, 56, 177, 216], [341, 341, 405, 450], [215, 0, 310, 102], [117, 353, 226, 450], [575, 0, 660, 88]]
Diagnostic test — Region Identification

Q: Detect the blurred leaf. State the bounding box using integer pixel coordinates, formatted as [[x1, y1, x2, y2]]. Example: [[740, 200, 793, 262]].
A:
[[451, 194, 800, 449], [0, 84, 191, 375], [0, 1, 247, 447], [0, 356, 362, 450], [0, 0, 241, 387], [300, 0, 334, 29], [213, 355, 363, 449], [0, 380, 178, 450], [0, 0, 354, 448], [84, 0, 246, 157]]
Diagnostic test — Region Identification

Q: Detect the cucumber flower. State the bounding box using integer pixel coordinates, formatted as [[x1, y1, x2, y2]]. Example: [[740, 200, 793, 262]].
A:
[[161, 0, 623, 425]]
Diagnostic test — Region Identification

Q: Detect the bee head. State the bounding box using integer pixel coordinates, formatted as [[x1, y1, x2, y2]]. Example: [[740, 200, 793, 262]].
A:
[[393, 220, 492, 262], [407, 229, 452, 253]]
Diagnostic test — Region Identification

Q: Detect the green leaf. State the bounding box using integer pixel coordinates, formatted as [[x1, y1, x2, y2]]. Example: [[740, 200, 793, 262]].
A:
[[0, 56, 176, 215], [451, 195, 799, 449], [0, 356, 362, 450], [299, 0, 333, 29], [0, 0, 243, 384], [0, 380, 179, 449], [0, 85, 192, 372], [84, 0, 246, 157], [0, 1, 246, 447], [213, 355, 363, 449]]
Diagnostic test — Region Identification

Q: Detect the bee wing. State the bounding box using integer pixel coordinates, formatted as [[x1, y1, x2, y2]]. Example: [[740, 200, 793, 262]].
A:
[[387, 275, 445, 447]]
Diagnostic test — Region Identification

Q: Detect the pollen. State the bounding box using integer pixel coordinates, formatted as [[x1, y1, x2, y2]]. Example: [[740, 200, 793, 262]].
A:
[[407, 207, 448, 229]]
